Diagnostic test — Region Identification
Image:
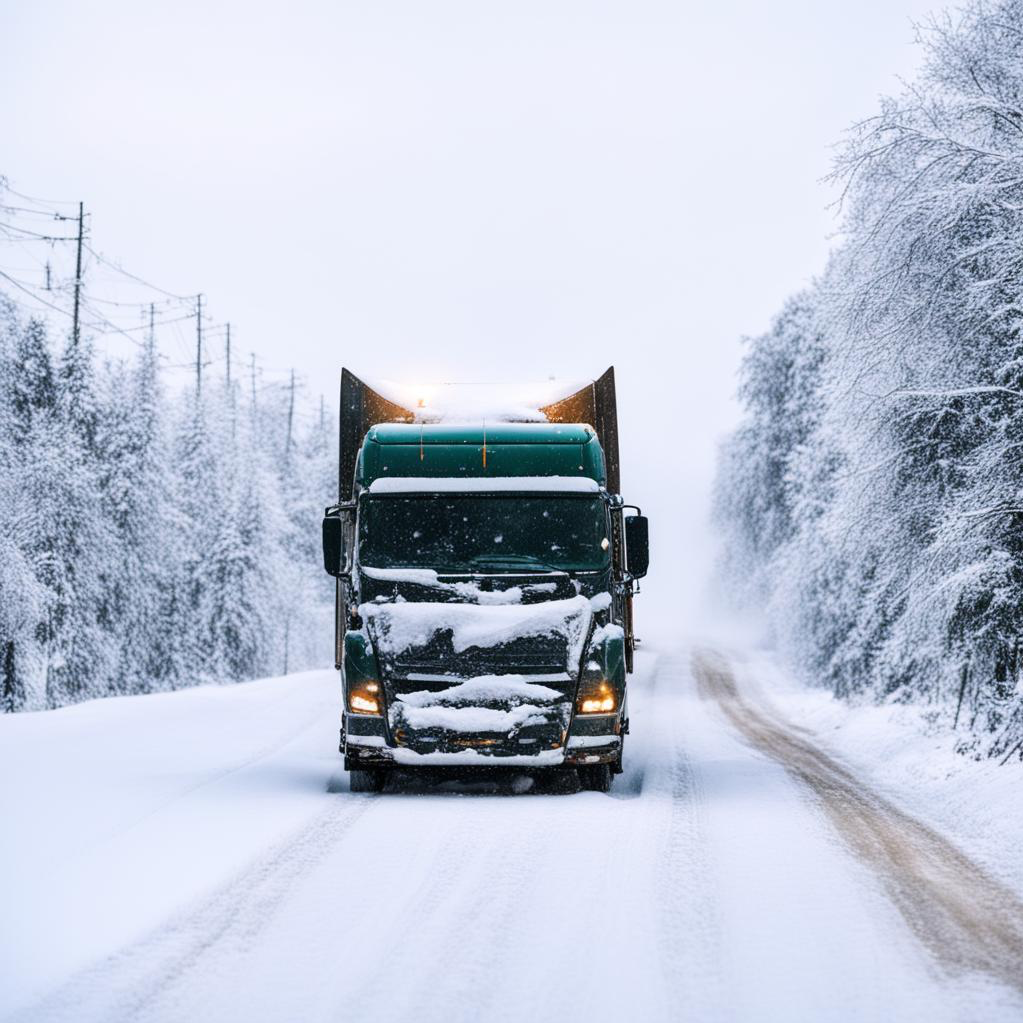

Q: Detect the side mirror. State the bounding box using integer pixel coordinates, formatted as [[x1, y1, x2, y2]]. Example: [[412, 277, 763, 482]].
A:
[[322, 507, 348, 576], [624, 514, 649, 579]]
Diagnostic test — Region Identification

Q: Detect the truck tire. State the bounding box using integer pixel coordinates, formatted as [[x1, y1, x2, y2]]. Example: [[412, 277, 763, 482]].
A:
[[542, 767, 581, 795], [613, 734, 625, 775], [579, 763, 613, 793], [349, 767, 386, 793]]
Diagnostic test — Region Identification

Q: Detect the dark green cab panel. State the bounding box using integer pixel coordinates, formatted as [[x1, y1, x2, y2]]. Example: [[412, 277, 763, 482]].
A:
[[580, 625, 627, 696], [357, 423, 607, 489], [343, 630, 378, 683]]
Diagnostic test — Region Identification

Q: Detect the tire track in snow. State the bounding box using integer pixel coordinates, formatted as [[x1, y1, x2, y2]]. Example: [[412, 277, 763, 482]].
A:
[[13, 790, 374, 1023], [692, 648, 1023, 999], [336, 788, 568, 1023], [647, 653, 723, 1020], [336, 805, 491, 1020]]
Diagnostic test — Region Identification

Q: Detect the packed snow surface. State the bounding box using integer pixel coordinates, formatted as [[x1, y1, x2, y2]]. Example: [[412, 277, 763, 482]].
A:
[[2, 642, 1022, 1022], [367, 475, 600, 493], [360, 594, 592, 662]]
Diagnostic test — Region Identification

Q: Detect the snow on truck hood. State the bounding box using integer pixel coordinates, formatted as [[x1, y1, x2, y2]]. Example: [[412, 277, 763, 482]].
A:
[[360, 594, 594, 667]]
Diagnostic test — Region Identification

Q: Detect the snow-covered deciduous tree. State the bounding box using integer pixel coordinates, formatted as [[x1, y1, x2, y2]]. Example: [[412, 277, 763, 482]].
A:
[[715, 0, 1023, 761]]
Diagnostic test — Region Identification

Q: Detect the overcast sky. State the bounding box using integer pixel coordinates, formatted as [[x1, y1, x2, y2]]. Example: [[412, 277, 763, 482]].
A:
[[1, 0, 938, 629]]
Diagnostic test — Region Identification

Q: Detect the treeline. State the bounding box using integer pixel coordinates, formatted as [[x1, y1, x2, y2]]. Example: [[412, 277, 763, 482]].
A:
[[0, 296, 335, 712], [715, 0, 1023, 761]]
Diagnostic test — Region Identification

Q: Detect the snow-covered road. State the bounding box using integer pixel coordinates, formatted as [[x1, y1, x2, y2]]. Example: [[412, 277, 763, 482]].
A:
[[2, 648, 1021, 1023]]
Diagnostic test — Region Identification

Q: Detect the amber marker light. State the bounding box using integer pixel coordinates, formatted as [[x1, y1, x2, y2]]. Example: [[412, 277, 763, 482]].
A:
[[577, 681, 616, 714], [349, 682, 382, 715]]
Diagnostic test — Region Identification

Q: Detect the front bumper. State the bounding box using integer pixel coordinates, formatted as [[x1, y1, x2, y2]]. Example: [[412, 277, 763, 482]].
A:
[[343, 707, 625, 768]]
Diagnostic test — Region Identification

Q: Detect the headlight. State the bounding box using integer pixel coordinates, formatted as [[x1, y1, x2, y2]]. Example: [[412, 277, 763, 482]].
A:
[[349, 682, 382, 715], [577, 680, 616, 714]]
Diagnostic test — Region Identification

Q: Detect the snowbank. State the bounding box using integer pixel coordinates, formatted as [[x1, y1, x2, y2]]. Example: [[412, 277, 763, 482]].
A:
[[0, 670, 341, 1016], [738, 650, 1023, 896]]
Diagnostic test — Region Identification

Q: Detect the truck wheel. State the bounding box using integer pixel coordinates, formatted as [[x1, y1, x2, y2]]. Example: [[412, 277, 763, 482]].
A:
[[579, 763, 613, 793], [349, 767, 386, 793], [542, 767, 581, 795]]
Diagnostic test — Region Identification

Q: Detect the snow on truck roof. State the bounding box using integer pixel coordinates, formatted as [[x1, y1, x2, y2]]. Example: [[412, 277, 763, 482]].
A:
[[339, 367, 620, 499], [362, 377, 593, 424], [368, 476, 602, 494]]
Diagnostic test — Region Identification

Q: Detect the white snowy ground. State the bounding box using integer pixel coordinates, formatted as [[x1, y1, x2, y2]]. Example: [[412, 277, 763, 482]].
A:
[[726, 648, 1023, 898], [1, 644, 1021, 1023]]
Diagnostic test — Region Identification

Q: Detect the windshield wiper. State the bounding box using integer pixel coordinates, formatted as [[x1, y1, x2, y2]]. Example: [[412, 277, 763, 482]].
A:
[[469, 554, 572, 575]]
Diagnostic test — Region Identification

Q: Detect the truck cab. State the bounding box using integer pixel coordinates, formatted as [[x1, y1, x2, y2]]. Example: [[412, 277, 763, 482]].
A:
[[322, 372, 649, 793]]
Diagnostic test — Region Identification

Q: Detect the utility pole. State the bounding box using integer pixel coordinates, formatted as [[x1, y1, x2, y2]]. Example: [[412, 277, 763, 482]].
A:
[[225, 324, 236, 438], [149, 302, 155, 344], [45, 261, 52, 291], [71, 202, 84, 349], [286, 368, 295, 457], [195, 294, 203, 394]]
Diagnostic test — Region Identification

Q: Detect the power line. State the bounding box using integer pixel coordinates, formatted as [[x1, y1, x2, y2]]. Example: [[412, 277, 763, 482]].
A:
[[2, 261, 198, 356], [83, 243, 190, 300], [79, 305, 196, 340], [0, 204, 68, 219], [79, 292, 182, 309], [0, 221, 79, 242], [0, 269, 76, 318], [0, 180, 78, 208], [1, 181, 245, 389]]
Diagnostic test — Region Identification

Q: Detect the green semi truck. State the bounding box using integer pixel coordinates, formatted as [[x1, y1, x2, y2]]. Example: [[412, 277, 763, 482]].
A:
[[321, 367, 649, 793]]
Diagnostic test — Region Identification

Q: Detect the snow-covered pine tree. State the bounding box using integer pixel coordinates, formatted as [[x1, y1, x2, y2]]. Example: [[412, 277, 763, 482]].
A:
[[0, 286, 335, 708], [0, 302, 50, 710], [95, 335, 175, 693], [202, 382, 286, 682], [167, 387, 223, 687], [43, 329, 115, 705]]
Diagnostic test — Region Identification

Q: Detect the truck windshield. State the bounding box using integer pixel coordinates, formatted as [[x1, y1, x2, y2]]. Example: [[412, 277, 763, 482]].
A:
[[358, 495, 610, 572]]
